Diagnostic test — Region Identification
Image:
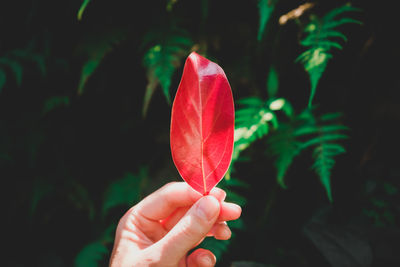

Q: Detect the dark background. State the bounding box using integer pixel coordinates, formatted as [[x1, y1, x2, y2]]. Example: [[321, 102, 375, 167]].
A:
[[1, 0, 399, 266]]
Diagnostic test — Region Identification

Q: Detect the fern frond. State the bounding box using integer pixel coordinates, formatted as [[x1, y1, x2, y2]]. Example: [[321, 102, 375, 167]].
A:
[[77, 30, 126, 95], [233, 98, 274, 159], [312, 142, 346, 202], [322, 5, 362, 24], [307, 114, 348, 202], [267, 110, 315, 187], [227, 97, 293, 179], [142, 30, 192, 116], [257, 0, 275, 41], [297, 4, 361, 107], [267, 110, 348, 196], [231, 97, 293, 173]]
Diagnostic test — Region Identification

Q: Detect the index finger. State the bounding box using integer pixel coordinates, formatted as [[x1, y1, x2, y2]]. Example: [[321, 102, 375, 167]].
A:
[[134, 182, 226, 221]]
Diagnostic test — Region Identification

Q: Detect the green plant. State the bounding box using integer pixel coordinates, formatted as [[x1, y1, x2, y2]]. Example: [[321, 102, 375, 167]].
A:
[[296, 4, 362, 107], [142, 28, 192, 116]]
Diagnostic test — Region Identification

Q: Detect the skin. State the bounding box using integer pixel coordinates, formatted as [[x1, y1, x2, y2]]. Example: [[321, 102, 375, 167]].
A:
[[109, 182, 242, 267]]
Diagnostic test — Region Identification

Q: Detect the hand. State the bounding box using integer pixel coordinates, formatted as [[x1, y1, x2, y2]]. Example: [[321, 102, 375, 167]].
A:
[[109, 182, 242, 267]]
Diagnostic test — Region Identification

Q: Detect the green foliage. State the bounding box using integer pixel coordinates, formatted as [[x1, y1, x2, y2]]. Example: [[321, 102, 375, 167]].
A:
[[226, 96, 292, 180], [75, 224, 115, 267], [75, 242, 108, 267], [2, 1, 389, 266], [74, 168, 146, 266], [0, 44, 46, 92], [233, 97, 292, 161], [267, 110, 314, 188], [102, 168, 147, 217], [142, 29, 192, 116], [77, 0, 91, 20], [296, 4, 361, 107], [77, 30, 126, 95], [257, 0, 276, 41], [267, 110, 348, 201]]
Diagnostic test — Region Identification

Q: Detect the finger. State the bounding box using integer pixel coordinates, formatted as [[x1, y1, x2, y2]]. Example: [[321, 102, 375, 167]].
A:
[[187, 248, 216, 267], [135, 182, 226, 221], [163, 201, 241, 233], [117, 207, 167, 243], [160, 187, 226, 230], [207, 222, 231, 240], [160, 206, 189, 230], [152, 195, 220, 264], [218, 202, 242, 221]]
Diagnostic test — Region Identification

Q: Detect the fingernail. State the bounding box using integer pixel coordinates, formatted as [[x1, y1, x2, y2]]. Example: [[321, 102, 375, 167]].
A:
[[196, 196, 220, 220], [222, 226, 231, 239], [225, 202, 242, 213], [199, 254, 216, 267]]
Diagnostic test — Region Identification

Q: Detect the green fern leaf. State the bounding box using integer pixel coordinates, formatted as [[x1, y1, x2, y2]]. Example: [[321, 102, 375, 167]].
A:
[[297, 4, 361, 107], [267, 111, 315, 187], [257, 0, 275, 41], [307, 113, 348, 202], [232, 97, 293, 169], [267, 110, 348, 196], [322, 5, 362, 24], [312, 142, 346, 202], [142, 31, 192, 116], [77, 30, 126, 95], [77, 0, 91, 21], [102, 168, 146, 217]]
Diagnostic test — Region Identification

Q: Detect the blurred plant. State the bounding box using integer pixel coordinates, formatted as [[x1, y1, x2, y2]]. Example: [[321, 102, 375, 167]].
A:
[[296, 4, 362, 107], [267, 111, 348, 201], [77, 29, 127, 95], [0, 42, 46, 93], [257, 0, 277, 41], [77, 0, 91, 20], [74, 169, 147, 267], [1, 0, 374, 266], [362, 181, 398, 227], [142, 28, 192, 116]]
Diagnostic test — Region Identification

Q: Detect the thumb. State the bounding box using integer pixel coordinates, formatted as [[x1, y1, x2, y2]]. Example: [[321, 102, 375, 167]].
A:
[[153, 195, 220, 264]]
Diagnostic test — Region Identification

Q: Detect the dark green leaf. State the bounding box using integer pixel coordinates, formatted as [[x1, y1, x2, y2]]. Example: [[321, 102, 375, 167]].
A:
[[257, 0, 275, 41]]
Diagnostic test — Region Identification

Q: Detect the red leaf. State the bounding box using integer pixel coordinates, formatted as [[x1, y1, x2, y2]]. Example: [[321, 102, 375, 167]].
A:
[[170, 52, 234, 195]]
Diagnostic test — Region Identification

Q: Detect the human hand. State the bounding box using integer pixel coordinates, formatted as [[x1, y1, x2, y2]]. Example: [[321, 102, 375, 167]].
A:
[[109, 182, 242, 267]]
